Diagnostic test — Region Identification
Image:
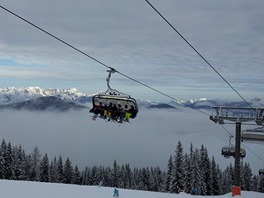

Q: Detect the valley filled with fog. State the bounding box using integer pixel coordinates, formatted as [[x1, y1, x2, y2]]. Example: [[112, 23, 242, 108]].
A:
[[0, 108, 263, 175]]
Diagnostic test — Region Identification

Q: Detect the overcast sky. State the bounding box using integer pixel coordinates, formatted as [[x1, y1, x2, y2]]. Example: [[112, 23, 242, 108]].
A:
[[0, 0, 263, 101]]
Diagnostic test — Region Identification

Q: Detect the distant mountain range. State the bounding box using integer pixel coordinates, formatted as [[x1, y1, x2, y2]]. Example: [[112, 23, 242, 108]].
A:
[[0, 87, 90, 111], [0, 87, 263, 111]]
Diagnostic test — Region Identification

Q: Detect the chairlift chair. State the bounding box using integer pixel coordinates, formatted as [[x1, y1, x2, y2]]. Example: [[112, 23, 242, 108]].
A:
[[221, 146, 246, 158], [241, 127, 264, 143], [221, 136, 246, 158], [90, 69, 138, 121]]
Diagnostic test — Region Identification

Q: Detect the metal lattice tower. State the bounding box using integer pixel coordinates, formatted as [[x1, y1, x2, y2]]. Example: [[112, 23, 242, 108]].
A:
[[210, 106, 264, 196]]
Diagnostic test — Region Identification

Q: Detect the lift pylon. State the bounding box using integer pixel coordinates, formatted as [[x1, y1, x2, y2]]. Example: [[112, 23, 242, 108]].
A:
[[210, 106, 264, 197]]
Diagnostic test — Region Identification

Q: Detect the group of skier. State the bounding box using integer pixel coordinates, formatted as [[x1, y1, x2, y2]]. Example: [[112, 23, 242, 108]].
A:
[[90, 102, 137, 123]]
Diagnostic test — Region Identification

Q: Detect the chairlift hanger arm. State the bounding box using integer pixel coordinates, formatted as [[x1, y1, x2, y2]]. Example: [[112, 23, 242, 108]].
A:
[[106, 69, 115, 92], [105, 69, 128, 96]]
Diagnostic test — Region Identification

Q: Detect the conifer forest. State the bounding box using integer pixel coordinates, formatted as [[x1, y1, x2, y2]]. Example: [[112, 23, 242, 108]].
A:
[[0, 139, 263, 195]]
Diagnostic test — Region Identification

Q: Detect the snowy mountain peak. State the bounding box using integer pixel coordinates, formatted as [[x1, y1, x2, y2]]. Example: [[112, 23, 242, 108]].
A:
[[0, 87, 263, 111], [0, 87, 91, 106], [0, 86, 84, 96], [199, 97, 207, 101], [186, 98, 207, 104], [67, 87, 78, 93]]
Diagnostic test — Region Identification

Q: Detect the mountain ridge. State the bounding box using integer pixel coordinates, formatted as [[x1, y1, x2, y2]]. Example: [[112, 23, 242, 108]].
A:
[[0, 87, 263, 111], [0, 96, 86, 111]]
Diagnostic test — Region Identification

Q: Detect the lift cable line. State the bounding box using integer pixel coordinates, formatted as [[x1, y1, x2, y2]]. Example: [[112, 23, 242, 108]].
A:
[[0, 4, 209, 116], [241, 142, 264, 163], [220, 123, 264, 164], [0, 5, 111, 71], [210, 106, 264, 196], [145, 0, 254, 110], [220, 124, 233, 137], [144, 0, 264, 179], [1, 5, 263, 163], [115, 70, 209, 116]]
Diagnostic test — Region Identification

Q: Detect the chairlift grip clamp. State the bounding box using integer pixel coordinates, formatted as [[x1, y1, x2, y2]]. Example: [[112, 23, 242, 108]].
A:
[[107, 67, 116, 74]]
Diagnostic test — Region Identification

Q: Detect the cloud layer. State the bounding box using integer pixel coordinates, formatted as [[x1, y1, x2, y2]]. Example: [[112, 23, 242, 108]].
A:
[[0, 109, 263, 175], [0, 0, 263, 100]]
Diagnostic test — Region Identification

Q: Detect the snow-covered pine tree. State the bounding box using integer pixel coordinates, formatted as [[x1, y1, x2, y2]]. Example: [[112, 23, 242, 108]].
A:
[[0, 139, 7, 179], [199, 145, 212, 195], [184, 153, 192, 194], [12, 145, 25, 180], [39, 153, 49, 182], [170, 141, 185, 193], [63, 157, 74, 184], [157, 166, 165, 192], [139, 167, 151, 190], [228, 164, 234, 190], [183, 143, 194, 194], [118, 164, 132, 189], [80, 166, 90, 185], [149, 166, 163, 192], [132, 167, 140, 189], [164, 155, 173, 192], [31, 146, 42, 181], [89, 165, 99, 185], [26, 153, 38, 181], [149, 167, 156, 191], [190, 148, 203, 195], [258, 174, 264, 193], [112, 160, 120, 187], [20, 149, 27, 180], [0, 140, 3, 179], [49, 157, 59, 183], [103, 166, 112, 187], [222, 164, 233, 193], [125, 163, 133, 189], [217, 164, 223, 194], [73, 165, 81, 184], [211, 156, 220, 195], [119, 164, 126, 188], [252, 175, 258, 192], [4, 142, 13, 179], [98, 166, 106, 186], [221, 167, 229, 194], [57, 155, 64, 183], [241, 162, 253, 191], [49, 160, 54, 182]]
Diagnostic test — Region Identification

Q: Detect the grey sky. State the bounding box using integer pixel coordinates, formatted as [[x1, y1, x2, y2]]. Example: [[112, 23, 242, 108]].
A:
[[0, 0, 263, 101]]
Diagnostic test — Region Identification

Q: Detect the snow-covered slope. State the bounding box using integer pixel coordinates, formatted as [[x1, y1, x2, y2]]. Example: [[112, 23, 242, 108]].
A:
[[1, 180, 263, 198], [0, 87, 263, 111]]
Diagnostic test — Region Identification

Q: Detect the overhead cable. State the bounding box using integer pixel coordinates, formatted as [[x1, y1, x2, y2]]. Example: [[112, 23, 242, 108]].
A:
[[1, 4, 263, 165], [242, 143, 264, 163], [0, 4, 208, 116], [145, 0, 253, 109], [145, 0, 264, 163], [0, 5, 111, 70]]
